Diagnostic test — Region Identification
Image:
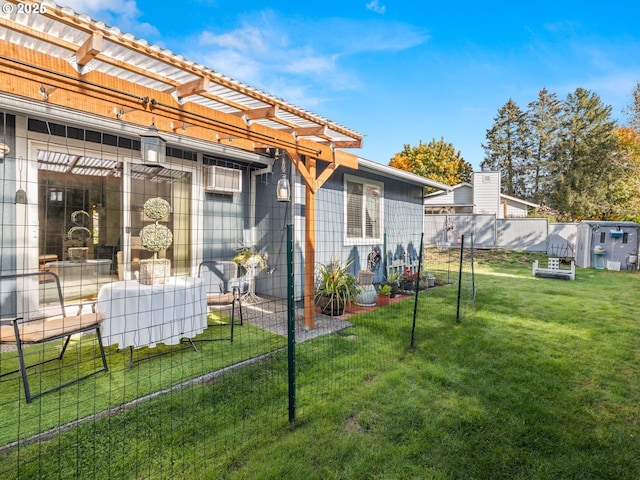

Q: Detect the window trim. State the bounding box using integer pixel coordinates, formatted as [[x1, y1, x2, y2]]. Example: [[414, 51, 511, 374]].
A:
[[343, 174, 384, 246]]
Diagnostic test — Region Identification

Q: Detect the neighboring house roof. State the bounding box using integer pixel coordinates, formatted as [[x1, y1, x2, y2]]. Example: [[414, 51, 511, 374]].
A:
[[500, 193, 539, 209], [423, 180, 540, 210], [358, 157, 452, 191], [424, 182, 471, 204]]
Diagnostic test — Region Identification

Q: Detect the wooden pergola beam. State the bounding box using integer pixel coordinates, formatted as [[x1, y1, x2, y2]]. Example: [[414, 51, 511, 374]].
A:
[[76, 32, 103, 67], [0, 50, 328, 160], [175, 77, 210, 100]]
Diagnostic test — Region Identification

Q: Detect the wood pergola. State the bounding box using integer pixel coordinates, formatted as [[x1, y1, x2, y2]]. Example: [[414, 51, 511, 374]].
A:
[[0, 0, 363, 329]]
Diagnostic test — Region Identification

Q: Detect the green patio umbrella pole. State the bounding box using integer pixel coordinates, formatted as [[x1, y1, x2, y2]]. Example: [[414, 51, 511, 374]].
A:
[[286, 224, 296, 423]]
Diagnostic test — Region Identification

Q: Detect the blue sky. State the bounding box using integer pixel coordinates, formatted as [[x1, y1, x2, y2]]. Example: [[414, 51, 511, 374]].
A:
[[61, 0, 640, 170]]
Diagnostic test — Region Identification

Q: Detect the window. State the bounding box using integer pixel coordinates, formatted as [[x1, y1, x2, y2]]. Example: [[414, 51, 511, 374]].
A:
[[345, 175, 383, 244]]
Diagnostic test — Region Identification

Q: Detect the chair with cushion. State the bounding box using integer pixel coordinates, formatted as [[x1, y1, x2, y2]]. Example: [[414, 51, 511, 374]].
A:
[[0, 271, 108, 403], [196, 260, 243, 342]]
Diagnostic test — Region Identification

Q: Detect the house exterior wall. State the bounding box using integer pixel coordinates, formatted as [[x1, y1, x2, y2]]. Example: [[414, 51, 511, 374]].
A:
[[455, 185, 474, 205], [503, 199, 530, 217], [472, 171, 501, 217], [307, 167, 425, 295]]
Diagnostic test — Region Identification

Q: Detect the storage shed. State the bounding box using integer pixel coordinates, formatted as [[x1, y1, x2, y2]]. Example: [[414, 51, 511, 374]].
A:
[[575, 221, 639, 270]]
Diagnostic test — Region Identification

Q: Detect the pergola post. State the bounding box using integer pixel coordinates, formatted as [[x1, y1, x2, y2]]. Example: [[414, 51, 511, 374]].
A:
[[304, 164, 317, 330]]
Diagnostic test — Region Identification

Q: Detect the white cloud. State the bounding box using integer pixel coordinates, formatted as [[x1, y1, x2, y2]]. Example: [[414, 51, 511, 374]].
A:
[[57, 0, 138, 19], [199, 27, 267, 54], [55, 0, 158, 38], [366, 0, 386, 14], [187, 12, 428, 110]]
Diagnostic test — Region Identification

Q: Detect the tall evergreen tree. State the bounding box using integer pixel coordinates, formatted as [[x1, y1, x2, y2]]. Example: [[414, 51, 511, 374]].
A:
[[527, 88, 562, 204], [549, 88, 619, 220], [481, 99, 531, 197]]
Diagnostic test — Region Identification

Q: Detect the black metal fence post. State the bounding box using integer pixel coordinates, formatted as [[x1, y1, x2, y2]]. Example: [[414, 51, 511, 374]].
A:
[[410, 233, 424, 349], [456, 234, 465, 323]]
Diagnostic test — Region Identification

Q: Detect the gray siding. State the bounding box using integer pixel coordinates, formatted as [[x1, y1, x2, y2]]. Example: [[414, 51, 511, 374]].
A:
[[308, 168, 425, 287], [473, 171, 501, 216]]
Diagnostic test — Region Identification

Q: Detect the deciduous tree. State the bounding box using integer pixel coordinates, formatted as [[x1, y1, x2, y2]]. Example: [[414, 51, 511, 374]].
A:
[[389, 138, 472, 190]]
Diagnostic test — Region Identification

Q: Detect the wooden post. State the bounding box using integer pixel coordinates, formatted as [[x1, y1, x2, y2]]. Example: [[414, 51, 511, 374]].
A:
[[304, 159, 317, 330]]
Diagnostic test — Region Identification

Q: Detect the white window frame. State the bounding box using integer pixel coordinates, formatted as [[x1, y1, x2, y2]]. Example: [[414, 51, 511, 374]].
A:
[[343, 174, 384, 246], [25, 136, 202, 279]]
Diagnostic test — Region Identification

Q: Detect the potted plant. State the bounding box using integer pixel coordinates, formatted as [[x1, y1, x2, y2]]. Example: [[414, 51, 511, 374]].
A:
[[384, 270, 401, 298], [233, 244, 266, 271], [399, 266, 419, 292], [139, 197, 173, 285], [377, 284, 392, 306], [314, 257, 360, 316]]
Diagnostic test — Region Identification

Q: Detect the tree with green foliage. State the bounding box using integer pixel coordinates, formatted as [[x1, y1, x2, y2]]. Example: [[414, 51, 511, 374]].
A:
[[481, 99, 531, 198], [549, 88, 619, 220], [389, 138, 472, 190], [623, 81, 640, 131], [527, 88, 562, 204]]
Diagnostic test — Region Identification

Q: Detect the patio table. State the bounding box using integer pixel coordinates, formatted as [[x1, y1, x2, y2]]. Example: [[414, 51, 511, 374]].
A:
[[97, 277, 207, 351]]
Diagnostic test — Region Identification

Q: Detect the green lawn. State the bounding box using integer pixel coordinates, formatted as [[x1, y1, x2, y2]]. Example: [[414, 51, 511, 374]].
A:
[[2, 254, 639, 479], [0, 313, 286, 447]]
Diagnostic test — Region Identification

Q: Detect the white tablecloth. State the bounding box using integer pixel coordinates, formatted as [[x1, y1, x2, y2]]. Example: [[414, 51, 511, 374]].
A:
[[97, 277, 207, 349]]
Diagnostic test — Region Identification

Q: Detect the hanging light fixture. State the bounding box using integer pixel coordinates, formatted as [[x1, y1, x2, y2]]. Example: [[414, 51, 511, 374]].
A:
[[140, 122, 166, 166], [276, 149, 290, 202]]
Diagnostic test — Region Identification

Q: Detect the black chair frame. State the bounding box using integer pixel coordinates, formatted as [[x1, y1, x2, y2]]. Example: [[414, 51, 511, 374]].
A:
[[0, 271, 108, 403]]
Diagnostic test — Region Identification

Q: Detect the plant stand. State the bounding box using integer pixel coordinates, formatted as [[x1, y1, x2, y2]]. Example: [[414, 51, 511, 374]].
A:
[[241, 257, 262, 304]]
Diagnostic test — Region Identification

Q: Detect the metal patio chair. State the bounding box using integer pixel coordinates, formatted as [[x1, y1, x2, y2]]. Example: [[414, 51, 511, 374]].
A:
[[196, 260, 244, 342], [0, 271, 108, 403]]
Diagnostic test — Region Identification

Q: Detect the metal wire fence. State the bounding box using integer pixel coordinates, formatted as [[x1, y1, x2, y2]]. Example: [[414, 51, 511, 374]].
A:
[[0, 122, 475, 478]]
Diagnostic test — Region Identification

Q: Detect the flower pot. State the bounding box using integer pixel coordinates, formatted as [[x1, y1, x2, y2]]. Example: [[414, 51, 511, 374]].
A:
[[139, 258, 171, 285], [358, 271, 374, 285], [401, 281, 416, 292], [355, 284, 377, 306], [68, 247, 88, 263], [377, 295, 390, 306], [316, 295, 345, 316]]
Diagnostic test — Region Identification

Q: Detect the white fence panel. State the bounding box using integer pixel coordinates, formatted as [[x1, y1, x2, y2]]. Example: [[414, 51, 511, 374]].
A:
[[547, 223, 577, 257], [423, 214, 496, 248], [497, 218, 548, 252], [425, 215, 578, 255]]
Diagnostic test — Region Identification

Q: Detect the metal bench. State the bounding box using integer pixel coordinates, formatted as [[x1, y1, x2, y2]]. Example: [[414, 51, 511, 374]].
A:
[[0, 271, 108, 403]]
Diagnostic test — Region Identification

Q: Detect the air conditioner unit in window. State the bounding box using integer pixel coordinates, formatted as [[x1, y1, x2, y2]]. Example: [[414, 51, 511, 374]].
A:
[[204, 166, 242, 193]]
